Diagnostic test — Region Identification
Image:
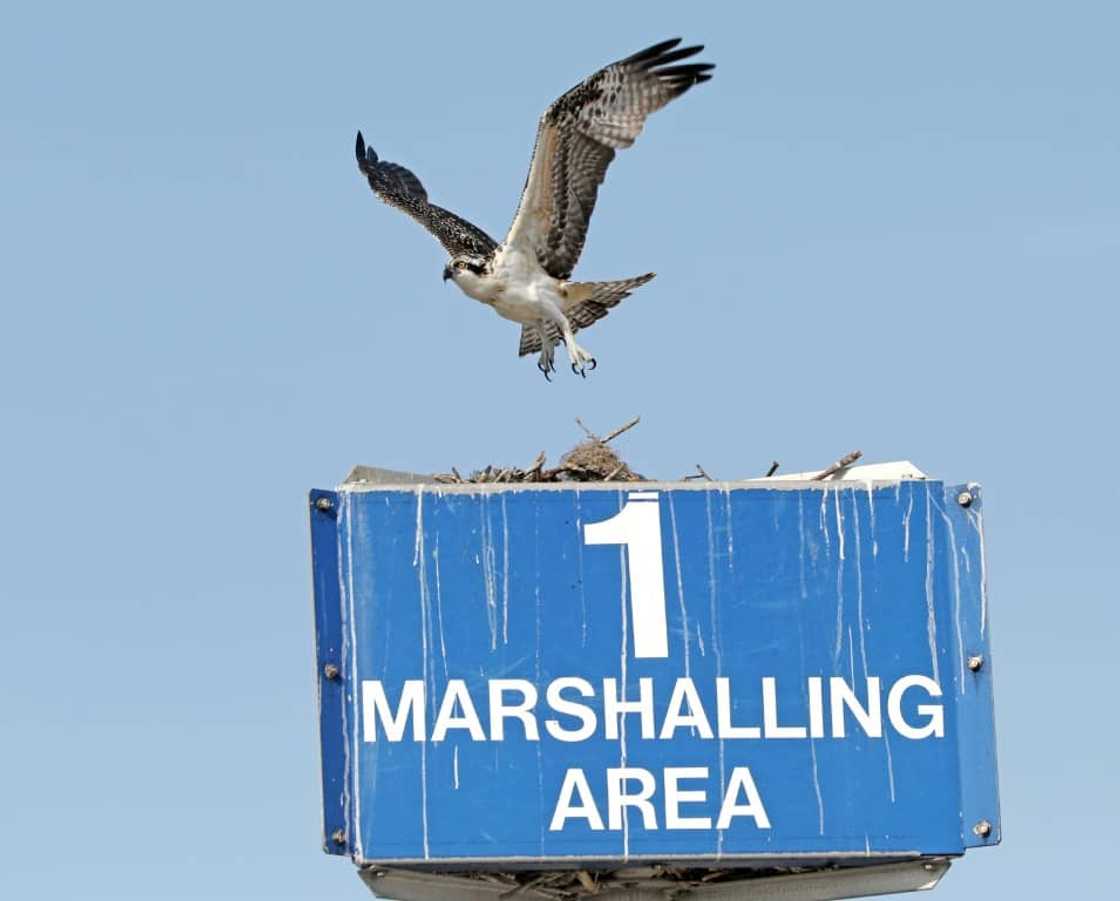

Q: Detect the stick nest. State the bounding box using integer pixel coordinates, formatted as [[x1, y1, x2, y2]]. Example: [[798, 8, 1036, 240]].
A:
[[431, 415, 863, 485], [434, 417, 644, 484]]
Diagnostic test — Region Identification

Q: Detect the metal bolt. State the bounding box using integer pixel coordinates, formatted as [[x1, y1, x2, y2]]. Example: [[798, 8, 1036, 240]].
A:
[[968, 655, 984, 672], [315, 496, 334, 512], [957, 490, 973, 508], [331, 828, 347, 846], [323, 662, 340, 680], [972, 819, 992, 838]]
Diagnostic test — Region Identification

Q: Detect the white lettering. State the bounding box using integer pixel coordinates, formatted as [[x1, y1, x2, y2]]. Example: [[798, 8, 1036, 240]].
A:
[[660, 678, 714, 739], [584, 496, 669, 658], [664, 767, 711, 829], [716, 767, 771, 829], [603, 677, 655, 740], [544, 677, 597, 742], [762, 677, 807, 738], [363, 673, 947, 745], [431, 679, 486, 742], [807, 676, 825, 738], [608, 767, 658, 830], [888, 675, 944, 739], [488, 679, 539, 740], [549, 769, 604, 831], [716, 677, 761, 739], [361, 680, 425, 742], [550, 767, 772, 833], [830, 676, 883, 738]]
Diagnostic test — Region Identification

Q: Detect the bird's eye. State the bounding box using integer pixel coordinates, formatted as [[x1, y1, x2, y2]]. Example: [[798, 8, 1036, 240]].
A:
[[454, 260, 466, 269]]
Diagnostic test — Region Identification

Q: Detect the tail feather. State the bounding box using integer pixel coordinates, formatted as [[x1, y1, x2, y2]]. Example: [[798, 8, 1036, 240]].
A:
[[518, 273, 655, 357]]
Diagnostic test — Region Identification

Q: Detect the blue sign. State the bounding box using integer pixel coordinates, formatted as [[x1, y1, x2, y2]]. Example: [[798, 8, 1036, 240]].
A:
[[310, 479, 1000, 866]]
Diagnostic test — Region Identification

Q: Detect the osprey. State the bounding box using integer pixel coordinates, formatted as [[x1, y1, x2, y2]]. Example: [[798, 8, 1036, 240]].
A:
[[355, 38, 714, 379]]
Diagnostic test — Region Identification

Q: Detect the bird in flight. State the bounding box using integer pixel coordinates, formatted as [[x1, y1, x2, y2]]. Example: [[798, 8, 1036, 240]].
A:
[[356, 38, 714, 379]]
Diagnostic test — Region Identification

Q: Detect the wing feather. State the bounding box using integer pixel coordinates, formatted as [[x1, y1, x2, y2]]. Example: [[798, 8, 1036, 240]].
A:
[[503, 38, 714, 280], [355, 132, 498, 259]]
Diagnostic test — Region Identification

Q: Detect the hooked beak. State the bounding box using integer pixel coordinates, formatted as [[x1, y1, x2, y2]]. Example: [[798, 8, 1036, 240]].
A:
[[442, 265, 453, 282]]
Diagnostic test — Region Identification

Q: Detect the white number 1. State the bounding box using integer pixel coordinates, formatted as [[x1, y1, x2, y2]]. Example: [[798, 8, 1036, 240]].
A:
[[584, 492, 669, 658]]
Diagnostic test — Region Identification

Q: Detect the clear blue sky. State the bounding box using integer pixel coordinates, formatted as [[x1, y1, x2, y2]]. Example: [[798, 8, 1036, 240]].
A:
[[2, 2, 1117, 898]]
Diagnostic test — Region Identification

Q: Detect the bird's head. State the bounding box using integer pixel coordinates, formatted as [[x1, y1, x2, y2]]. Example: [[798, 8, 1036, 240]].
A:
[[443, 255, 489, 286]]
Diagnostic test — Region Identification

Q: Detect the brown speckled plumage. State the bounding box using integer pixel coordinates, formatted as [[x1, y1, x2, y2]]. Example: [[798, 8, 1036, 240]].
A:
[[355, 132, 498, 260], [507, 38, 713, 280]]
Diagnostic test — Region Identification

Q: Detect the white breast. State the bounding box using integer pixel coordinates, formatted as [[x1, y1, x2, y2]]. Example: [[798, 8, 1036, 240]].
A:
[[454, 246, 562, 326]]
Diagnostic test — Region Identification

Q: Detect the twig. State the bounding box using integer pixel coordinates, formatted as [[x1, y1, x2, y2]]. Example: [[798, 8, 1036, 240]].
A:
[[765, 461, 780, 477], [603, 463, 625, 482], [574, 417, 600, 442], [500, 875, 549, 899], [526, 450, 546, 479], [695, 463, 714, 481], [811, 449, 863, 481], [602, 415, 640, 444]]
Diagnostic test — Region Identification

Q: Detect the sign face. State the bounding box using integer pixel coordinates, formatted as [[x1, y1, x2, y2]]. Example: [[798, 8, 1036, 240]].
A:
[[310, 480, 1000, 866]]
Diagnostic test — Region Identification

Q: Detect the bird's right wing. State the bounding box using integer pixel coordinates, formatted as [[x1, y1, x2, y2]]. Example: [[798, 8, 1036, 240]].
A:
[[355, 132, 498, 258], [503, 39, 714, 282]]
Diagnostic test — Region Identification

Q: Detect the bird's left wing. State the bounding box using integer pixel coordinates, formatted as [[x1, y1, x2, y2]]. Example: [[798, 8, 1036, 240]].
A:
[[502, 39, 714, 281], [356, 132, 498, 258]]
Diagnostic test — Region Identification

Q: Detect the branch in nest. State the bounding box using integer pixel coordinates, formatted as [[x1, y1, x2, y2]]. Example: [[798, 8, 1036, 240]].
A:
[[574, 415, 640, 445], [811, 449, 863, 481], [602, 416, 640, 444], [765, 461, 780, 477], [526, 450, 546, 479], [574, 417, 600, 442]]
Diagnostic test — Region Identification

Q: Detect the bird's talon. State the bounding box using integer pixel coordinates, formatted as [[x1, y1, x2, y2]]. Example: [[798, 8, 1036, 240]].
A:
[[588, 358, 597, 371]]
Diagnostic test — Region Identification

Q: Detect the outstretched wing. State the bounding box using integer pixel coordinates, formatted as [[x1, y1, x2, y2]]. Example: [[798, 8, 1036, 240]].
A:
[[503, 39, 714, 281], [355, 132, 498, 258]]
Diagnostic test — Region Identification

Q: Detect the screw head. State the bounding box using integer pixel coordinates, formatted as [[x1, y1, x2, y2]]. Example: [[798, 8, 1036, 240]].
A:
[[315, 496, 334, 512], [972, 819, 992, 838], [331, 828, 347, 846], [968, 655, 984, 672], [957, 490, 973, 508], [323, 662, 340, 680]]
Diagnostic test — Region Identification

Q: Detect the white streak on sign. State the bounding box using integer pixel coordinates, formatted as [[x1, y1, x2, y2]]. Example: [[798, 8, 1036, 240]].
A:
[[413, 490, 431, 859], [924, 489, 941, 685], [666, 494, 691, 679]]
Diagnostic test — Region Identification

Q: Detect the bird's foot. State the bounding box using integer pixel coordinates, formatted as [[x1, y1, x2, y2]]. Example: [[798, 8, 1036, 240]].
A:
[[568, 343, 597, 378], [537, 347, 557, 381]]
